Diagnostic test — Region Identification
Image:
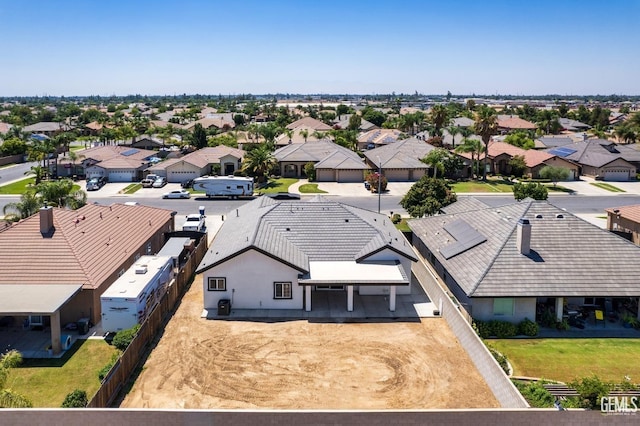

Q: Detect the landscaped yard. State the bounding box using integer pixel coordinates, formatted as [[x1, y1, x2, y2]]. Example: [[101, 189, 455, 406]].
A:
[[0, 177, 36, 194], [590, 182, 625, 192], [120, 183, 142, 194], [490, 339, 640, 383], [256, 178, 298, 194], [451, 179, 513, 193], [7, 339, 119, 407], [298, 183, 327, 194]]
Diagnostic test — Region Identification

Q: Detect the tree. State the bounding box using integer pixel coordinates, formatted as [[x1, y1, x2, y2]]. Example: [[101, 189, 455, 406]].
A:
[[539, 166, 570, 187], [36, 179, 87, 209], [569, 376, 613, 409], [299, 129, 309, 142], [304, 162, 316, 181], [233, 114, 246, 126], [474, 106, 498, 181], [365, 172, 387, 193], [347, 114, 361, 131], [0, 350, 32, 408], [361, 107, 386, 127], [25, 165, 47, 185], [400, 177, 457, 217], [504, 131, 535, 149], [512, 182, 548, 201], [422, 148, 449, 178], [455, 137, 484, 179], [0, 137, 27, 156], [2, 191, 43, 222], [508, 155, 527, 178], [191, 123, 207, 149], [241, 144, 276, 183], [61, 389, 88, 408], [429, 105, 449, 136], [536, 110, 561, 135], [614, 122, 638, 144]]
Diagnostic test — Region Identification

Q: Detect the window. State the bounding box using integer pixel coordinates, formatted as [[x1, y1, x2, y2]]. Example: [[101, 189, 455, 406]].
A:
[[207, 277, 226, 291], [274, 282, 292, 299], [493, 298, 514, 316]]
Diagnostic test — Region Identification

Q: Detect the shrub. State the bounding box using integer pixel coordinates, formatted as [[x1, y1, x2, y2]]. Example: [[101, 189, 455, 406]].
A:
[[487, 345, 510, 375], [513, 380, 555, 408], [61, 389, 88, 408], [391, 213, 402, 224], [489, 320, 517, 338], [570, 375, 613, 409], [97, 353, 119, 382], [472, 319, 491, 339], [556, 319, 570, 331], [303, 162, 316, 181], [112, 324, 140, 351], [517, 318, 539, 336]]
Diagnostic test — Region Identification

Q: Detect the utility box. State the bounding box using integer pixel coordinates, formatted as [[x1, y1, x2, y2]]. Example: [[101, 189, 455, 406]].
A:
[[218, 299, 231, 316], [77, 318, 90, 335]]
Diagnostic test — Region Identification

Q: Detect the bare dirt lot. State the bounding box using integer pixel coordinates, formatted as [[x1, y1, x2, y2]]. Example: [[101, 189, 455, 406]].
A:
[[120, 278, 498, 409]]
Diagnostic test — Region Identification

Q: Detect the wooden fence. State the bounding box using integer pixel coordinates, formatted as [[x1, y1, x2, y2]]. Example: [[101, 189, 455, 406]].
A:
[[87, 234, 208, 407]]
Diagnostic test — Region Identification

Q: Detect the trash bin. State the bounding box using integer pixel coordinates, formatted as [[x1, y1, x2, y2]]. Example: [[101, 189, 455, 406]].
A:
[[218, 299, 231, 316], [199, 206, 206, 217], [77, 318, 90, 334]]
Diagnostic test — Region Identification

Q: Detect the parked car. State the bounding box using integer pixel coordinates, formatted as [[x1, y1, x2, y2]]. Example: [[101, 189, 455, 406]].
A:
[[86, 176, 107, 191], [267, 192, 301, 200], [181, 179, 194, 189], [162, 189, 191, 199], [152, 177, 167, 188], [141, 179, 154, 188]]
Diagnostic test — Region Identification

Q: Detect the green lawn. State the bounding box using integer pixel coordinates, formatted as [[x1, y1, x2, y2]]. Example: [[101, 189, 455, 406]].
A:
[[298, 183, 327, 194], [121, 183, 142, 194], [0, 177, 36, 194], [256, 178, 298, 194], [7, 339, 119, 407], [590, 182, 625, 192], [490, 339, 640, 383], [395, 218, 411, 232], [451, 179, 513, 193]]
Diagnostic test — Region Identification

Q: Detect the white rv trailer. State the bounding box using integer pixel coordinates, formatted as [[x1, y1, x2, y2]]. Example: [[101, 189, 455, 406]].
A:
[[100, 255, 173, 333], [192, 176, 254, 199]]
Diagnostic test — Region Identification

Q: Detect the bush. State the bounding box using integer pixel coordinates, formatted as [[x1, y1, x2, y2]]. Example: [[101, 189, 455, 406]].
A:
[[61, 389, 88, 408], [98, 353, 119, 382], [556, 319, 570, 331], [517, 318, 539, 336], [473, 319, 491, 339], [513, 380, 555, 408], [489, 320, 518, 338], [391, 213, 402, 224], [303, 162, 316, 181], [112, 324, 140, 351], [570, 375, 613, 409], [487, 345, 510, 375]]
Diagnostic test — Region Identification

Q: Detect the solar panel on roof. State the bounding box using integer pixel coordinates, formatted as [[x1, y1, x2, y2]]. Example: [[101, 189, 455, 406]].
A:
[[548, 146, 576, 158], [121, 148, 139, 157], [440, 219, 487, 259]]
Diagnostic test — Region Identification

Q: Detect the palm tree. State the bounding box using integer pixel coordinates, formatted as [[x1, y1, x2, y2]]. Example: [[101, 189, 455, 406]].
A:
[[422, 148, 448, 178], [312, 131, 325, 140], [614, 123, 638, 144], [2, 191, 43, 222], [430, 105, 449, 136], [241, 145, 277, 184], [474, 107, 498, 181], [299, 129, 309, 143], [536, 110, 560, 135], [455, 137, 484, 179], [0, 350, 32, 408], [36, 179, 87, 209], [25, 165, 47, 185]]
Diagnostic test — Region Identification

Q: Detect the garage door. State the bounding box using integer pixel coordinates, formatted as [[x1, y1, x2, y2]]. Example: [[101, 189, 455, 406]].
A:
[[167, 170, 198, 183], [316, 169, 335, 182], [384, 169, 410, 182], [109, 170, 135, 182], [603, 169, 630, 181], [337, 169, 364, 183]]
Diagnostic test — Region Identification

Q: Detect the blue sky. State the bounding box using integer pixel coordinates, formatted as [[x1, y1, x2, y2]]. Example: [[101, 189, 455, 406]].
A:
[[0, 0, 638, 96]]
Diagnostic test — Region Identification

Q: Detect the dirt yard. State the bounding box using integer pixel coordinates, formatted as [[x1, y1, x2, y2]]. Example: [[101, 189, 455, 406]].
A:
[[120, 278, 499, 409]]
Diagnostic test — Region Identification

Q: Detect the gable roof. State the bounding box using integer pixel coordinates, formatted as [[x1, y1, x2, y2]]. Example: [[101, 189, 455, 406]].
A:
[[286, 117, 332, 131], [357, 129, 403, 145], [606, 205, 640, 224], [488, 141, 554, 167], [363, 137, 433, 169], [196, 197, 416, 274], [497, 115, 537, 130], [546, 139, 638, 168], [0, 204, 175, 290], [409, 199, 640, 297], [558, 117, 591, 131]]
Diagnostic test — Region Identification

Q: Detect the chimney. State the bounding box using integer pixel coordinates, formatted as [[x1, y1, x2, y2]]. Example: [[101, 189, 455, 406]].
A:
[[516, 218, 531, 255], [39, 206, 54, 236]]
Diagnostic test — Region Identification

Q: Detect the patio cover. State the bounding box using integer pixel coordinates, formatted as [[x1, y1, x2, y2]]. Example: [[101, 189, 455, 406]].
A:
[[298, 261, 409, 286], [0, 284, 82, 314]]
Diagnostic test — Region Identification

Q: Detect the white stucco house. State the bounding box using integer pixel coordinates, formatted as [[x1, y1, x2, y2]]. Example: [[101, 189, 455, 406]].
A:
[[195, 196, 417, 314]]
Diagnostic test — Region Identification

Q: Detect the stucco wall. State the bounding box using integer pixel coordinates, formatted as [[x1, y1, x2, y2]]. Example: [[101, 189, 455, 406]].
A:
[[202, 249, 303, 310], [471, 298, 537, 323]]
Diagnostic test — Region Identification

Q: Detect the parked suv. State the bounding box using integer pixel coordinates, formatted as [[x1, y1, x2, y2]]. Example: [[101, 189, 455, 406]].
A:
[[86, 176, 107, 191], [152, 177, 167, 188]]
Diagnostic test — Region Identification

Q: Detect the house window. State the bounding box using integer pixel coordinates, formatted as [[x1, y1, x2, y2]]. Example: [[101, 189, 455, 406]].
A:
[[146, 242, 152, 255], [274, 282, 292, 299], [493, 298, 514, 316], [208, 277, 226, 291]]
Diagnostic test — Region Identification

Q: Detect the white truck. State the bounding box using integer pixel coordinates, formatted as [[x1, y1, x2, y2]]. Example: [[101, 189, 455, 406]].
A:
[[192, 176, 254, 199], [100, 256, 173, 333], [181, 213, 205, 232]]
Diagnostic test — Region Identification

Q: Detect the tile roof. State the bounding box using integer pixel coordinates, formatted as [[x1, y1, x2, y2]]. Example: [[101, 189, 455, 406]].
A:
[[314, 150, 369, 170], [0, 204, 175, 290], [80, 145, 156, 163], [184, 117, 235, 130], [558, 117, 590, 131], [286, 117, 332, 131], [547, 139, 637, 168], [23, 121, 73, 132], [357, 129, 403, 145], [606, 205, 640, 225], [274, 140, 361, 164], [488, 141, 554, 167], [409, 199, 640, 297], [197, 197, 416, 274], [364, 137, 433, 169], [497, 115, 537, 130]]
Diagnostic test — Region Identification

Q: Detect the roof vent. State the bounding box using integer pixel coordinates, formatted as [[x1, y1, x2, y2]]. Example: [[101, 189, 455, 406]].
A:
[[613, 209, 620, 214], [556, 214, 564, 219], [286, 227, 290, 231], [345, 219, 349, 223], [535, 214, 543, 219], [135, 265, 148, 274]]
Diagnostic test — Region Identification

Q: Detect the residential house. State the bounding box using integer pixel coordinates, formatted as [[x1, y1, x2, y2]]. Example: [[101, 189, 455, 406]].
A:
[[184, 117, 235, 132], [196, 196, 417, 314], [357, 129, 404, 150], [69, 145, 157, 182], [487, 141, 579, 179], [286, 117, 333, 132], [274, 139, 369, 182], [606, 205, 640, 246], [558, 117, 590, 132], [333, 114, 378, 132], [496, 115, 537, 133], [409, 198, 640, 325], [274, 128, 328, 146], [363, 137, 431, 181], [23, 121, 73, 137], [147, 146, 245, 183], [0, 203, 175, 353]]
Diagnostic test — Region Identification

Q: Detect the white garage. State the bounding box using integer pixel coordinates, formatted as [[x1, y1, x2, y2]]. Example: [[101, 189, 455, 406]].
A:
[[384, 169, 410, 182], [336, 169, 365, 183], [316, 169, 336, 182], [167, 170, 199, 183], [603, 168, 631, 181], [108, 170, 137, 182]]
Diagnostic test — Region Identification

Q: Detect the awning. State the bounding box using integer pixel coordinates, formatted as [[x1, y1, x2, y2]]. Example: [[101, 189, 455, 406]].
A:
[[0, 284, 82, 315], [299, 261, 409, 286]]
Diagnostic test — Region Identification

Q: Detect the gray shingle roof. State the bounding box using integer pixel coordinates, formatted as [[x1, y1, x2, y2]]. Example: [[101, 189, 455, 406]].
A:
[[409, 199, 640, 298], [197, 197, 416, 274]]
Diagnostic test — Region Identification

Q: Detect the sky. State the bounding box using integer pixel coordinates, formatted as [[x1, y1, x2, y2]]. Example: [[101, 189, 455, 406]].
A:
[[0, 0, 639, 96]]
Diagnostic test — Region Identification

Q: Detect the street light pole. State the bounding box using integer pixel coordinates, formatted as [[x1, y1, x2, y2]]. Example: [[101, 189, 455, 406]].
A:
[[377, 156, 381, 214]]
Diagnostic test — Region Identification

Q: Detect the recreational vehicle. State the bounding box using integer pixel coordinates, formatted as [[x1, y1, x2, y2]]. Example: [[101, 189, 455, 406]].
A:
[[192, 176, 254, 199]]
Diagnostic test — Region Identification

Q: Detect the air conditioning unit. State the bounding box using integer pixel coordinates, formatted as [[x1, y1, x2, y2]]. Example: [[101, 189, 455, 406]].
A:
[[135, 265, 148, 274]]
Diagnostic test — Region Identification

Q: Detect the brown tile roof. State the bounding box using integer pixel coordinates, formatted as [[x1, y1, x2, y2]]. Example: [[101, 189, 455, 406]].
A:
[[0, 204, 175, 290], [184, 117, 235, 130], [286, 117, 332, 131], [488, 141, 554, 167], [606, 205, 640, 224], [80, 145, 156, 164], [497, 115, 537, 130]]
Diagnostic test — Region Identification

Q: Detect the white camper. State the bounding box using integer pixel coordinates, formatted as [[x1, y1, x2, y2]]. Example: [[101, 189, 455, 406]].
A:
[[100, 256, 173, 333], [192, 176, 253, 199]]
